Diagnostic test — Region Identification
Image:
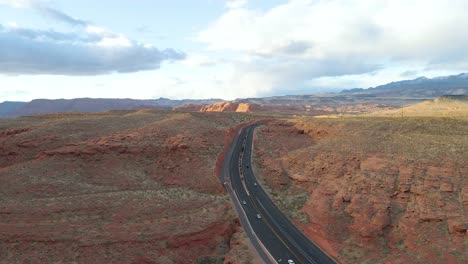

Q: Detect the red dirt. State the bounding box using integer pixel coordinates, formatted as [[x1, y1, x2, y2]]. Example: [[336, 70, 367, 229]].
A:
[[0, 110, 260, 263], [253, 119, 467, 263]]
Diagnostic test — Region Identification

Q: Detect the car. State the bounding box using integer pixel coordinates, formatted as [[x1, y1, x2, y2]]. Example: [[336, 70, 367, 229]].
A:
[[288, 260, 295, 264], [242, 200, 247, 205], [256, 214, 261, 219], [223, 182, 227, 185], [253, 182, 257, 187]]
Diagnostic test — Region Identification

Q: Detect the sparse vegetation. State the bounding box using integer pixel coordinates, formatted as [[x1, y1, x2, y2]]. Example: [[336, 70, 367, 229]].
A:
[[294, 115, 468, 165], [0, 110, 257, 263], [252, 100, 467, 263]]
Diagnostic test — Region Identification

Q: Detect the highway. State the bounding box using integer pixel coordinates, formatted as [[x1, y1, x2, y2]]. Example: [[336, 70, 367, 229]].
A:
[[221, 124, 337, 264]]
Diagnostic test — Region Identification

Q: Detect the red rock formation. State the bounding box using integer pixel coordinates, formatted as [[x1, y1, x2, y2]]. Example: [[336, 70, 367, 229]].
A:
[[253, 120, 467, 263], [198, 102, 255, 113], [0, 110, 259, 263], [200, 102, 241, 112]]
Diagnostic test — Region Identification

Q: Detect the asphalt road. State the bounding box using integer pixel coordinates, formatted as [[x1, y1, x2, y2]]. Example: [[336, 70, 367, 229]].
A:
[[222, 124, 337, 264]]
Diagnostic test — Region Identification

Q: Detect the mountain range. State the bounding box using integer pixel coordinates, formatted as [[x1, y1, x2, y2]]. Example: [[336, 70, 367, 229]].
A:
[[1, 73, 468, 118], [341, 73, 468, 97]]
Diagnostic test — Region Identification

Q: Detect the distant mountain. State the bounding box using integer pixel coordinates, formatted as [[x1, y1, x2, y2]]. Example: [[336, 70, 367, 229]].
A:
[[0, 101, 28, 118], [341, 73, 468, 97], [0, 98, 222, 118]]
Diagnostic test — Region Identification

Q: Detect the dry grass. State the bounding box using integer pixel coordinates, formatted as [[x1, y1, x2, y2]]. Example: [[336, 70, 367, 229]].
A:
[[293, 115, 468, 165], [253, 106, 467, 263], [367, 95, 468, 118]]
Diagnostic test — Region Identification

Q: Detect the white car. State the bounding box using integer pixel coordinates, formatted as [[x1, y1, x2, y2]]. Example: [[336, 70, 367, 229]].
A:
[[253, 182, 257, 187], [256, 214, 262, 219], [242, 200, 247, 205]]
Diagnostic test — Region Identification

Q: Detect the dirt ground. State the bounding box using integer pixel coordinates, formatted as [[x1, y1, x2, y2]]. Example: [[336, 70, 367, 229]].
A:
[[253, 115, 467, 263], [0, 110, 258, 264]]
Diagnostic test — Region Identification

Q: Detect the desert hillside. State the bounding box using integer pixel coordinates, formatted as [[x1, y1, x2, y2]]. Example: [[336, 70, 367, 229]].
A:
[[0, 110, 259, 263], [176, 100, 395, 116], [1, 100, 466, 263], [368, 95, 468, 117], [0, 98, 222, 118], [253, 113, 467, 263]]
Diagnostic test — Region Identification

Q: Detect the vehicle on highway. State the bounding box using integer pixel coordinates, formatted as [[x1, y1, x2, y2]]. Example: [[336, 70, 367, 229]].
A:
[[225, 125, 337, 264]]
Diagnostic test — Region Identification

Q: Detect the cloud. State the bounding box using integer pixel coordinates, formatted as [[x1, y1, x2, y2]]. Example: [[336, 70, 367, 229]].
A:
[[0, 1, 185, 75], [400, 70, 419, 77], [36, 5, 88, 26], [0, 0, 87, 26], [0, 24, 185, 75], [225, 0, 248, 9], [0, 0, 31, 8], [194, 0, 468, 95], [200, 0, 468, 60]]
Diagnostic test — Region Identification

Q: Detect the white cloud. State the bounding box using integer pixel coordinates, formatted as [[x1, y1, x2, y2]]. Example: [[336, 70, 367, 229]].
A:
[[193, 0, 468, 96], [2, 0, 467, 101], [200, 0, 468, 60], [225, 0, 248, 9], [0, 24, 185, 75], [96, 35, 132, 47], [0, 2, 185, 75], [6, 21, 18, 28], [0, 0, 33, 8], [85, 25, 108, 35]]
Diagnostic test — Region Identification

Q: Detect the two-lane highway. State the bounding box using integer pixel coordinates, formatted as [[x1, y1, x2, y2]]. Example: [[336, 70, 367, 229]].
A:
[[221, 124, 337, 264]]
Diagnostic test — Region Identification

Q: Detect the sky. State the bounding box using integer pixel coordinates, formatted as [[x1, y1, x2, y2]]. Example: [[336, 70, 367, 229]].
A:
[[1, 0, 467, 102]]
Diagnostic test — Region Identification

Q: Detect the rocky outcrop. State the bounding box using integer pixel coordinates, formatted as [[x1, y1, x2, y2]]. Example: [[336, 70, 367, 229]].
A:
[[254, 120, 467, 263], [199, 102, 255, 113], [0, 110, 258, 263]]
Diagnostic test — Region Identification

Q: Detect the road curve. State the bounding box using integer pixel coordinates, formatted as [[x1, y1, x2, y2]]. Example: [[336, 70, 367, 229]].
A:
[[221, 124, 338, 264]]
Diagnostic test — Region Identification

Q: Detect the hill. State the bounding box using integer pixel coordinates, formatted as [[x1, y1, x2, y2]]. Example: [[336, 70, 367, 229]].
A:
[[0, 98, 222, 118], [200, 102, 253, 112], [1, 105, 466, 263], [341, 73, 468, 97], [0, 110, 259, 263], [368, 95, 468, 117], [198, 99, 401, 115], [253, 115, 467, 263], [0, 101, 28, 117]]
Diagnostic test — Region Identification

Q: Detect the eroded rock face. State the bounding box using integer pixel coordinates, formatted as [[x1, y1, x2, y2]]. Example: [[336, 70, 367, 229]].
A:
[[198, 101, 326, 115], [254, 120, 467, 264], [0, 111, 256, 263], [199, 102, 254, 113]]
